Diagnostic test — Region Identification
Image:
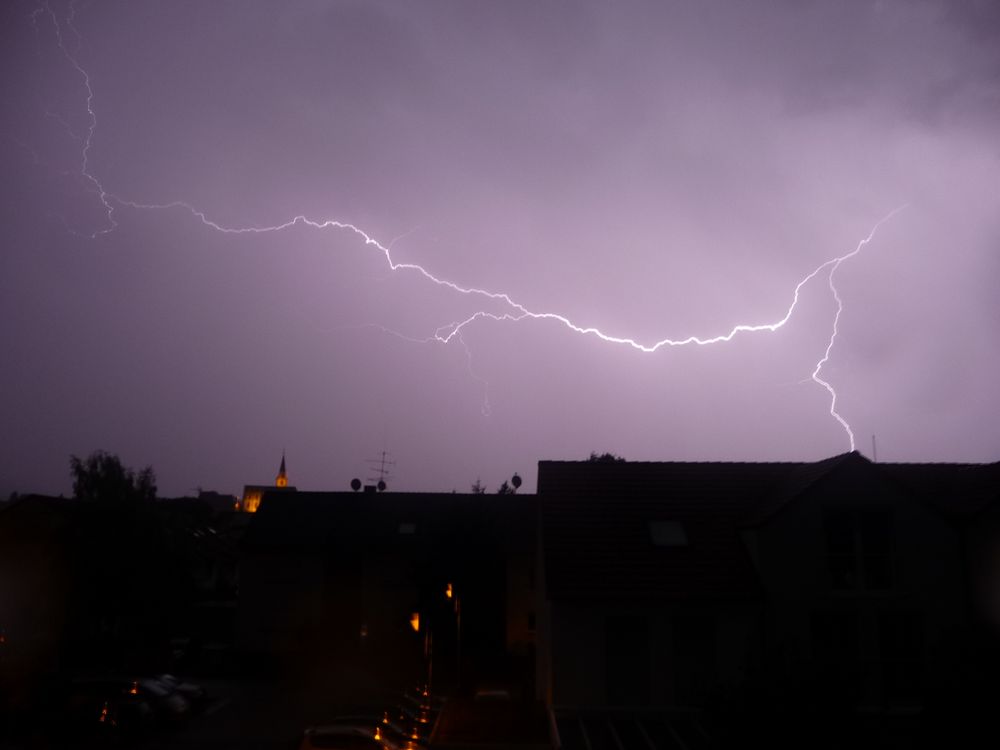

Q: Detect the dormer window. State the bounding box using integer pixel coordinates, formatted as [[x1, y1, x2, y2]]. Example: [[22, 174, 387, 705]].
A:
[[649, 520, 687, 547], [825, 510, 893, 590]]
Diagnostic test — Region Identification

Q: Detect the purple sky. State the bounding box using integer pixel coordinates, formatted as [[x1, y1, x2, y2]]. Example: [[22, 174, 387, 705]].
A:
[[2, 0, 998, 498]]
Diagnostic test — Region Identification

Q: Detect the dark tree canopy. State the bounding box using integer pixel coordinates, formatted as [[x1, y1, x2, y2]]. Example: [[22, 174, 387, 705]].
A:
[[470, 478, 486, 495], [588, 451, 626, 463], [497, 480, 515, 495], [70, 450, 156, 503]]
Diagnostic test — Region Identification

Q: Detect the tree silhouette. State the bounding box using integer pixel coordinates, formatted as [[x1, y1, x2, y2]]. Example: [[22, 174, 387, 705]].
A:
[[471, 478, 486, 494], [497, 481, 515, 495], [64, 451, 171, 671], [70, 450, 156, 504], [588, 451, 626, 463]]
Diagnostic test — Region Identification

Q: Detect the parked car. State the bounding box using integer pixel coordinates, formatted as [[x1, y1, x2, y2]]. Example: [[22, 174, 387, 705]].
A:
[[156, 673, 208, 712], [402, 687, 447, 711], [40, 676, 156, 742], [299, 724, 399, 750], [396, 700, 438, 729], [136, 677, 190, 725], [324, 713, 423, 748]]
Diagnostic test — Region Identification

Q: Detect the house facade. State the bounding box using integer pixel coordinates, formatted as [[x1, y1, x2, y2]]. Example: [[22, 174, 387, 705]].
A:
[[535, 452, 999, 721]]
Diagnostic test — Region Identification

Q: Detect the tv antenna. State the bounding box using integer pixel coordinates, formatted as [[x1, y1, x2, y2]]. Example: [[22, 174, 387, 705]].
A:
[[365, 449, 395, 491]]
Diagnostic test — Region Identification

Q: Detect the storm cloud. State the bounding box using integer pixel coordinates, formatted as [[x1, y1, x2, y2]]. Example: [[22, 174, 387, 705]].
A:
[[1, 0, 998, 496]]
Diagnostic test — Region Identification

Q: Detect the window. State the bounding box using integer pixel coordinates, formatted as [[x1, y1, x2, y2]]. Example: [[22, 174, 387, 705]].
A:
[[649, 520, 687, 547], [825, 510, 892, 590]]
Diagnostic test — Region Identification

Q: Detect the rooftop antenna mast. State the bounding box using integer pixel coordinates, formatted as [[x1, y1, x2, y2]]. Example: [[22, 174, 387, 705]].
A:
[[365, 449, 395, 491]]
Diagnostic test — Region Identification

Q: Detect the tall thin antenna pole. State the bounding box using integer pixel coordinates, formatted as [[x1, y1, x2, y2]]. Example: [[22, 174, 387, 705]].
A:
[[365, 449, 395, 488], [871, 434, 877, 463]]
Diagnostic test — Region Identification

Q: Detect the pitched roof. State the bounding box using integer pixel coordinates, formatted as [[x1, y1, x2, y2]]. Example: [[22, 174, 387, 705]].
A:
[[536, 454, 1000, 602], [878, 460, 1000, 517], [743, 451, 861, 525], [538, 461, 785, 601]]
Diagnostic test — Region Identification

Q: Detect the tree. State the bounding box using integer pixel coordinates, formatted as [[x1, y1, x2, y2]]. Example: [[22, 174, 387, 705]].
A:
[[497, 481, 515, 495], [70, 450, 156, 504], [63, 452, 170, 672], [588, 451, 626, 463], [470, 478, 486, 494]]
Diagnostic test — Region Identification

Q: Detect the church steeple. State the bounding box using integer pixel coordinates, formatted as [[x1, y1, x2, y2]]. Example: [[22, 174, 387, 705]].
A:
[[276, 452, 288, 488], [239, 451, 292, 513]]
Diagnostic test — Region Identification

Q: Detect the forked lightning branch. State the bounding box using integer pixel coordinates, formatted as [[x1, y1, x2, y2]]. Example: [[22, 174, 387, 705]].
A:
[[34, 2, 906, 452]]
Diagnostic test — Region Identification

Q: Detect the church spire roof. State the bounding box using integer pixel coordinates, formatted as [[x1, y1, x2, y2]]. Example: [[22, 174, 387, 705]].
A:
[[276, 451, 288, 488]]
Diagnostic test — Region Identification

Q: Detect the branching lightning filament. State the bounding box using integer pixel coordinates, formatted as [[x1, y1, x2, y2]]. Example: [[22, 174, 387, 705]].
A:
[[29, 2, 906, 451]]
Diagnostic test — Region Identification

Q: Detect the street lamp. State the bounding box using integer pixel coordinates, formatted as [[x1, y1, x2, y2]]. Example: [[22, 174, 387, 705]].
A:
[[446, 581, 462, 691], [409, 610, 433, 700]]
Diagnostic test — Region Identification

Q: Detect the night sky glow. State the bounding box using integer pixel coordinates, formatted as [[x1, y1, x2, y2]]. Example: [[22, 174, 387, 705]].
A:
[[2, 0, 998, 497]]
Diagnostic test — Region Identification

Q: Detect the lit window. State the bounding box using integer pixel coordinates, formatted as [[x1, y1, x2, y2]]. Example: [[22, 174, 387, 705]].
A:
[[649, 520, 687, 546]]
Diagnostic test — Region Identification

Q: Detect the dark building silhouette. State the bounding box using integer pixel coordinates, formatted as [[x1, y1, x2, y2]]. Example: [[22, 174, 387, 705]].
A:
[[4, 451, 999, 747], [0, 492, 242, 717], [536, 452, 1000, 748], [237, 490, 537, 696], [231, 451, 1000, 744]]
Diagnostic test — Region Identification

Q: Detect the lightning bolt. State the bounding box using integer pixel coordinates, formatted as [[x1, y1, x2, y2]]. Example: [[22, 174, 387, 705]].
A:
[[26, 3, 905, 451], [808, 221, 896, 453], [40, 0, 117, 236]]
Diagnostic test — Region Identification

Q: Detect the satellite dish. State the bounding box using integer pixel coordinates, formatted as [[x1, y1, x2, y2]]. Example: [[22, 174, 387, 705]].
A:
[[377, 479, 386, 492], [351, 478, 362, 492], [511, 473, 522, 489]]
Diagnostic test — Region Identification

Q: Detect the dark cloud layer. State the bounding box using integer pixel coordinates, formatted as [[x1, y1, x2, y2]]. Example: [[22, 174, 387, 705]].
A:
[[1, 0, 998, 497]]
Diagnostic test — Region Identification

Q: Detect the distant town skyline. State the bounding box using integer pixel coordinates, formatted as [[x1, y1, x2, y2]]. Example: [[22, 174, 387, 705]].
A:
[[2, 0, 998, 498]]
